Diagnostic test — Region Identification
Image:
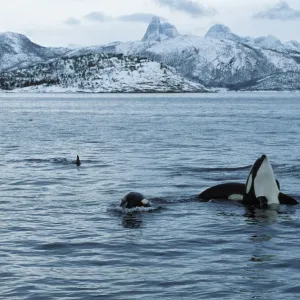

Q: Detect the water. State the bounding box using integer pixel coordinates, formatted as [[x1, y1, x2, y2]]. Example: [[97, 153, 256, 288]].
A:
[[1, 92, 300, 299]]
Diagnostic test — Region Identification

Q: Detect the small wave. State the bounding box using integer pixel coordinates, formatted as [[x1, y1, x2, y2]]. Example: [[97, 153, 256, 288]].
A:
[[274, 164, 300, 179], [37, 242, 71, 251], [151, 195, 198, 204], [250, 255, 276, 262], [183, 165, 251, 172], [8, 157, 101, 166], [36, 241, 102, 251], [114, 206, 159, 213], [171, 165, 251, 176], [50, 158, 70, 164], [8, 158, 48, 164]]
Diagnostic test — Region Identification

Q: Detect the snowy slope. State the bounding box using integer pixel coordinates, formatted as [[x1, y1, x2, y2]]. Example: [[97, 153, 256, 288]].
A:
[[285, 41, 300, 52], [0, 32, 69, 71], [0, 53, 209, 93], [64, 42, 122, 58], [244, 72, 300, 91]]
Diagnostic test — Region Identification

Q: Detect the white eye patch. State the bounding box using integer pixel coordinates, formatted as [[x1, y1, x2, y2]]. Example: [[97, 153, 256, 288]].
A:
[[141, 199, 149, 205]]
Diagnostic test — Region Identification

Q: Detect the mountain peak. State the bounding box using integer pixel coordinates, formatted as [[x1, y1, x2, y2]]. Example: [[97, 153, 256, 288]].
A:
[[205, 24, 242, 43], [206, 24, 231, 35], [0, 31, 31, 43], [253, 35, 283, 50], [142, 17, 179, 42]]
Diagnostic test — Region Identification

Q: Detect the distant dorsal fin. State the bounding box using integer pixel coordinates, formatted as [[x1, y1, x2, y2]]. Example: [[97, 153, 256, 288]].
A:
[[76, 155, 81, 166]]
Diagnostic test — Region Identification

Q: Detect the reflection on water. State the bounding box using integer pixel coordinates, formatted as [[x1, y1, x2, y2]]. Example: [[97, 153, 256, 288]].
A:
[[122, 213, 143, 229], [244, 207, 280, 225]]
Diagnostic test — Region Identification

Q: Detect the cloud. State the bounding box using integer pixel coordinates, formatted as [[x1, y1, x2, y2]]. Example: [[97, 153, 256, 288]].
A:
[[253, 1, 300, 21], [84, 11, 112, 22], [155, 0, 216, 18], [84, 11, 167, 24], [117, 13, 166, 23], [64, 17, 81, 26]]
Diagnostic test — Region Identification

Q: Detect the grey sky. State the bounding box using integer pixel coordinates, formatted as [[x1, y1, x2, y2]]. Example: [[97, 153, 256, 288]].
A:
[[64, 17, 81, 26], [155, 0, 216, 17], [84, 12, 112, 22], [0, 0, 299, 47], [253, 1, 300, 20]]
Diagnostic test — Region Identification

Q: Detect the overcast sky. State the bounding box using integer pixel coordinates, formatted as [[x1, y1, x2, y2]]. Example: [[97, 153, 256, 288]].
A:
[[1, 0, 300, 47]]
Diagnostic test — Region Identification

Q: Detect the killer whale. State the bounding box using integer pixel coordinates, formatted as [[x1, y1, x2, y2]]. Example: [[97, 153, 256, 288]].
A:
[[246, 155, 298, 207], [120, 192, 151, 209], [198, 155, 298, 207]]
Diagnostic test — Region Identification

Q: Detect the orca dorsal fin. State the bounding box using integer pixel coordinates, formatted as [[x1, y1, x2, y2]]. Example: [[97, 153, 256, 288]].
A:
[[76, 155, 81, 166]]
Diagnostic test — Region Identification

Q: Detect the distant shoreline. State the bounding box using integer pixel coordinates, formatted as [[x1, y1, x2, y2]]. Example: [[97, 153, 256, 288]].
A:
[[1, 90, 300, 95]]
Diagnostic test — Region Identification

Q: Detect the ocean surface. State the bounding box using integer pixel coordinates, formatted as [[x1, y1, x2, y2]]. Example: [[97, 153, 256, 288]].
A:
[[1, 92, 300, 300]]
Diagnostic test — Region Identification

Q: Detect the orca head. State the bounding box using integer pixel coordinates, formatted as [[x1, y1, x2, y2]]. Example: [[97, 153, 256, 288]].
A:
[[120, 192, 151, 209], [246, 155, 280, 209]]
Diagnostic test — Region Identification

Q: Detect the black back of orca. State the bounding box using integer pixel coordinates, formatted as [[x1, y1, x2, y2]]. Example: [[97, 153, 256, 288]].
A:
[[198, 183, 248, 201]]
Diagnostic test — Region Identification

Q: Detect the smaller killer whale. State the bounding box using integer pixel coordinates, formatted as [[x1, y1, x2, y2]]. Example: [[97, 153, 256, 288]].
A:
[[120, 192, 151, 209], [198, 155, 298, 207]]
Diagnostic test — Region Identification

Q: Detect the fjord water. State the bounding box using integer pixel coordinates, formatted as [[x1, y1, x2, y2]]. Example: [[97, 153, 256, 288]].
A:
[[1, 92, 300, 300]]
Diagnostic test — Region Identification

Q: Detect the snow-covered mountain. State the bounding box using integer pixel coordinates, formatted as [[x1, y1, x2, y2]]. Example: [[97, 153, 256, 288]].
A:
[[1, 17, 300, 91], [110, 21, 300, 90], [0, 32, 69, 71], [0, 53, 209, 93], [62, 18, 300, 90]]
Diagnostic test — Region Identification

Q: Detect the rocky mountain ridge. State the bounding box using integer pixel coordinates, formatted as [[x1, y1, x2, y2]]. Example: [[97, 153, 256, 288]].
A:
[[204, 24, 300, 53]]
